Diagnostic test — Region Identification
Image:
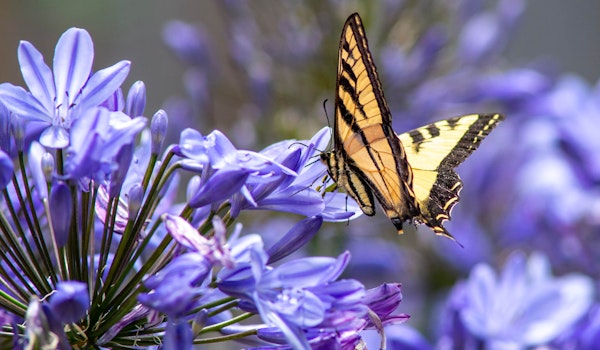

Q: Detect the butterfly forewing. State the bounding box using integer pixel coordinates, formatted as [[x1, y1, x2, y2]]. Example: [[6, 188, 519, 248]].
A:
[[332, 13, 417, 228]]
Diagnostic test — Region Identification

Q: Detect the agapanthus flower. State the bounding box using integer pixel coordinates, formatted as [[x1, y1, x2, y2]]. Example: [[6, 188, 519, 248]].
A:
[[230, 126, 359, 221], [177, 126, 358, 222], [178, 128, 295, 207], [438, 251, 594, 349], [219, 247, 364, 349], [0, 28, 130, 149]]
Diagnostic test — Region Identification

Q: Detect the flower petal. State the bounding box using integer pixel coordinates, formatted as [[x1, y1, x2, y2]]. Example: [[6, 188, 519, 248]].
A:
[[53, 28, 94, 108], [188, 167, 250, 208], [40, 125, 69, 149], [18, 41, 55, 112], [79, 60, 131, 110], [0, 83, 50, 123], [50, 182, 72, 247], [267, 216, 323, 264], [48, 281, 89, 323]]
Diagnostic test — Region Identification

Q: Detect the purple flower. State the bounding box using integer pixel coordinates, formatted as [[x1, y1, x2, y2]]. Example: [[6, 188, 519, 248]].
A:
[[230, 127, 360, 221], [163, 20, 211, 67], [47, 282, 89, 324], [439, 251, 594, 348], [219, 243, 368, 349], [0, 103, 10, 152], [0, 28, 130, 149], [363, 283, 408, 329], [179, 128, 295, 209], [138, 252, 211, 318], [266, 216, 322, 264], [125, 81, 146, 118], [165, 214, 234, 268], [65, 107, 146, 182], [150, 109, 168, 155]]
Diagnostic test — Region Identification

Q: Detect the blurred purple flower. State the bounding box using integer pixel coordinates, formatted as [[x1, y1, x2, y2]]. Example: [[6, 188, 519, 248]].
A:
[[163, 20, 211, 67], [138, 252, 212, 318], [439, 251, 594, 348], [0, 28, 130, 149], [457, 0, 525, 65]]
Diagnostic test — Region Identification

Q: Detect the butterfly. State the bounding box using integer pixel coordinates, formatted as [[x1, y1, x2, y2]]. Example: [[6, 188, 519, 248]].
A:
[[320, 13, 504, 241]]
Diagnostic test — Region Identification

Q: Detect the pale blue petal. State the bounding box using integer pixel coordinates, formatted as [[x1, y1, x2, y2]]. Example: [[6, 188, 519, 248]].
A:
[[255, 299, 310, 350], [267, 216, 323, 264], [520, 275, 593, 345], [262, 252, 350, 289], [39, 125, 69, 149], [252, 186, 324, 216], [178, 128, 209, 163], [79, 60, 131, 110], [53, 28, 94, 108], [320, 192, 362, 222], [0, 83, 50, 123], [17, 41, 55, 112]]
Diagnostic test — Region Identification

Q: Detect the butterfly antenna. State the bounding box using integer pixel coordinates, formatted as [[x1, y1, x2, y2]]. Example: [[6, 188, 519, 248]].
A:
[[323, 99, 331, 127], [322, 99, 334, 144]]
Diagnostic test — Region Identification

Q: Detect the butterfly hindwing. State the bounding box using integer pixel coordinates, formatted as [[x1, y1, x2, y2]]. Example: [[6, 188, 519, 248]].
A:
[[321, 12, 504, 241], [398, 113, 504, 238]]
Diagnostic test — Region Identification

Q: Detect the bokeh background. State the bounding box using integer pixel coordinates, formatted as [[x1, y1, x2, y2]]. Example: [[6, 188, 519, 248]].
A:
[[2, 0, 600, 347]]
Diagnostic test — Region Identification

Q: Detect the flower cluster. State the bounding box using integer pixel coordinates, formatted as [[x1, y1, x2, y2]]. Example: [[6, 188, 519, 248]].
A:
[[0, 26, 407, 349]]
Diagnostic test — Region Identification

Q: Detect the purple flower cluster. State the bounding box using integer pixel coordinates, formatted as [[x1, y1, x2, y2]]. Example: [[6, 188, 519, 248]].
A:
[[0, 24, 403, 349]]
